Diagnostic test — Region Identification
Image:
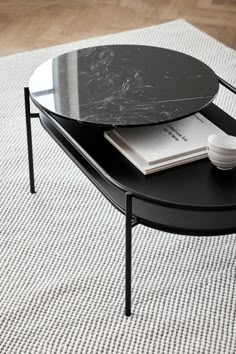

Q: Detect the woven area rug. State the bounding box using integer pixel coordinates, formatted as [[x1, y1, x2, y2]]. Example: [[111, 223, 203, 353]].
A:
[[1, 19, 236, 354]]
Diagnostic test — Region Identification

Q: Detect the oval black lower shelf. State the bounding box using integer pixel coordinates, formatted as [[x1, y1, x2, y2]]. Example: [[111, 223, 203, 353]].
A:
[[39, 109, 236, 236]]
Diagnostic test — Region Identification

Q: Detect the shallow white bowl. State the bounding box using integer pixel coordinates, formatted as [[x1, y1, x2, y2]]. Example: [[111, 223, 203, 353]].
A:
[[208, 134, 236, 170]]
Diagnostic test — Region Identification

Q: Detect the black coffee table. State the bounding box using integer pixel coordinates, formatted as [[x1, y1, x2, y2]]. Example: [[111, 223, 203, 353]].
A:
[[25, 45, 236, 316]]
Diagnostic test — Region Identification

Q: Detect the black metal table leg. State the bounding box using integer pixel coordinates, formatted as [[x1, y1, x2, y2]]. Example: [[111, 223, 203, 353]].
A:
[[24, 87, 39, 194], [125, 192, 132, 317]]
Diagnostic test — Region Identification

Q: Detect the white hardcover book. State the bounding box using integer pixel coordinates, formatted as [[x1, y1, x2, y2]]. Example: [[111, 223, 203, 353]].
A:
[[111, 113, 225, 165], [104, 113, 226, 174], [105, 130, 207, 174]]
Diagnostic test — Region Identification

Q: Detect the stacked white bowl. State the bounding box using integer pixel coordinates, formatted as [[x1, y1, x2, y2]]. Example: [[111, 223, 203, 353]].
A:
[[208, 134, 236, 170]]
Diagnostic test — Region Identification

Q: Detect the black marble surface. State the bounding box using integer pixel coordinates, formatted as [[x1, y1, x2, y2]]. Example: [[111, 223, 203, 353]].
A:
[[29, 45, 219, 126]]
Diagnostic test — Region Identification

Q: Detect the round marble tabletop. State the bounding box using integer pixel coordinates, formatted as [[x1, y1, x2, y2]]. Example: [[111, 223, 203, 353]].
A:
[[29, 45, 219, 126]]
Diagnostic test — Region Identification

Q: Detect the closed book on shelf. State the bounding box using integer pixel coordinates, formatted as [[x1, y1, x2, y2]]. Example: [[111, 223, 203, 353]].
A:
[[104, 113, 226, 174]]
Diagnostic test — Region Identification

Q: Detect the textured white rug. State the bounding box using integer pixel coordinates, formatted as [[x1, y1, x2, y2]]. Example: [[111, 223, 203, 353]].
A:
[[1, 19, 236, 354]]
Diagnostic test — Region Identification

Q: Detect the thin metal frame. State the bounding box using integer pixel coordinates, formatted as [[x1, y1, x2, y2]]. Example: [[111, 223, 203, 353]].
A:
[[24, 87, 136, 316], [24, 87, 39, 194], [125, 192, 133, 316], [218, 76, 236, 95], [24, 78, 236, 317]]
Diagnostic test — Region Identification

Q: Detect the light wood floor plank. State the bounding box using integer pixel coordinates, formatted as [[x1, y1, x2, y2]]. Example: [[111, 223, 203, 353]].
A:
[[0, 0, 235, 56]]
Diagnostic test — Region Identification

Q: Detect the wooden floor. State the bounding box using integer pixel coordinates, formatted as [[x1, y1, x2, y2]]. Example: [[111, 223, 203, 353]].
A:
[[0, 0, 235, 56]]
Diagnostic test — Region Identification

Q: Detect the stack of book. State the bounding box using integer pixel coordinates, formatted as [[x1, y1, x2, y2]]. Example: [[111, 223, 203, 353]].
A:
[[104, 113, 226, 175]]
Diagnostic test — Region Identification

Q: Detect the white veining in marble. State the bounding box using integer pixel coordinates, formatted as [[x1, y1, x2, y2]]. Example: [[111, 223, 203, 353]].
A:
[[29, 45, 219, 126]]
